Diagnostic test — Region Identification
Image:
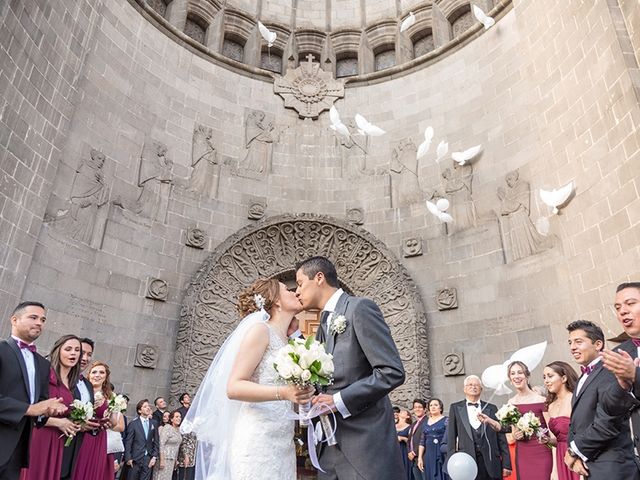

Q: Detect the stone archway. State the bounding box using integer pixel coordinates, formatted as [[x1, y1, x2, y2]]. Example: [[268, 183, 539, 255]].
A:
[[170, 213, 429, 406]]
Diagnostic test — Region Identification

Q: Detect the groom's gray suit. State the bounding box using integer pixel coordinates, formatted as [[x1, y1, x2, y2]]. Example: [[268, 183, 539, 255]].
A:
[[315, 291, 405, 480]]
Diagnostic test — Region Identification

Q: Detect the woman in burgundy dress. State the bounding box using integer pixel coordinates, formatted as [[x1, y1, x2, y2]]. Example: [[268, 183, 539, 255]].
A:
[[23, 335, 83, 480], [507, 360, 553, 480], [543, 361, 580, 480], [71, 361, 124, 480]]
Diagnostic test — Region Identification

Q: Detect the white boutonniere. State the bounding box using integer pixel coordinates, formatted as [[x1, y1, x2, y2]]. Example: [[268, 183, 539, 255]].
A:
[[330, 314, 347, 335]]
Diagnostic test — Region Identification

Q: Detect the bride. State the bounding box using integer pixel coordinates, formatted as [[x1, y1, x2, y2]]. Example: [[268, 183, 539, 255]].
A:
[[181, 278, 314, 479]]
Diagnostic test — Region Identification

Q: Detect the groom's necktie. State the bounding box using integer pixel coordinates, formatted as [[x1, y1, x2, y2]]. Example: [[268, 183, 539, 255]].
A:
[[320, 310, 331, 336]]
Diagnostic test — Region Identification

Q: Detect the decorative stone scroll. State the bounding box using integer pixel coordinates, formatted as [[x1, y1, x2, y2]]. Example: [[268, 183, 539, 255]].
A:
[[146, 278, 168, 301], [185, 227, 206, 249], [403, 237, 423, 258], [443, 353, 465, 376], [134, 344, 158, 369], [171, 213, 430, 407], [274, 54, 345, 119], [345, 207, 365, 225], [436, 288, 458, 310]]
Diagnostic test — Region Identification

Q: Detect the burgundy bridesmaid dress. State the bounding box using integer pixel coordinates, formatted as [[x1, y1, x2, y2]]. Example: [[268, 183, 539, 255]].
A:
[[71, 398, 114, 480], [548, 416, 580, 480], [514, 403, 553, 480]]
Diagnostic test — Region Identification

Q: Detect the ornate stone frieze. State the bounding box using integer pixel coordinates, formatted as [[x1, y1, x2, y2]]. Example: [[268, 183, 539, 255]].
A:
[[274, 54, 345, 119], [436, 287, 458, 310], [146, 277, 168, 301], [135, 344, 158, 369], [171, 213, 430, 407]]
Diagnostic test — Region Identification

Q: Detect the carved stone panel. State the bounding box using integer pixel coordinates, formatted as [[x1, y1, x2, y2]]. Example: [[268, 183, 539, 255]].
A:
[[247, 198, 266, 220], [443, 353, 464, 376], [403, 237, 423, 257], [345, 207, 364, 225], [274, 54, 345, 119], [146, 278, 168, 301], [437, 288, 458, 310], [188, 124, 219, 199], [185, 227, 206, 249], [238, 110, 279, 177], [135, 344, 158, 369], [171, 213, 430, 408]]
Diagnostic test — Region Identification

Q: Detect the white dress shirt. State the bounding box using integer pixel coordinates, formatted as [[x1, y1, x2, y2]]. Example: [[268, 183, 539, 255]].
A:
[[12, 336, 36, 404], [466, 400, 482, 429], [77, 377, 91, 403], [321, 289, 350, 418]]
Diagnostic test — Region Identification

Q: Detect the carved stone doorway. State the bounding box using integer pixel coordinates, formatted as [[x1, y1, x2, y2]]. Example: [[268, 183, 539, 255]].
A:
[[171, 213, 429, 407]]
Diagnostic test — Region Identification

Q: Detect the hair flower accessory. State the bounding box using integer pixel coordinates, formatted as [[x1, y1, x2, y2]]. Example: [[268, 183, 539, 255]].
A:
[[330, 315, 347, 335], [254, 293, 266, 310]]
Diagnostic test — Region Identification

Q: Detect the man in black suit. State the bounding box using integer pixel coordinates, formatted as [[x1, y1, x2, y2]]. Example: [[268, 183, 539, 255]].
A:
[[565, 319, 639, 479], [151, 397, 167, 427], [0, 301, 66, 480], [447, 375, 511, 480], [125, 399, 158, 480], [407, 399, 427, 480], [176, 393, 191, 420]]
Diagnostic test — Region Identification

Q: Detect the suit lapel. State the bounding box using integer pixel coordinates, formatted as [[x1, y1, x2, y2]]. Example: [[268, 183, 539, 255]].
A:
[[457, 402, 473, 440], [573, 363, 604, 407], [618, 339, 638, 359], [327, 293, 349, 355], [6, 337, 31, 401]]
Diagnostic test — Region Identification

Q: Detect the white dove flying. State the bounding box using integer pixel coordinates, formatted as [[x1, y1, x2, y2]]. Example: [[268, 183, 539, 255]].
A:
[[258, 21, 277, 47], [416, 126, 434, 159], [451, 144, 482, 166], [472, 5, 495, 30], [539, 181, 574, 214], [436, 140, 449, 161], [354, 114, 385, 137], [400, 12, 415, 33], [329, 106, 350, 138], [426, 200, 454, 223]]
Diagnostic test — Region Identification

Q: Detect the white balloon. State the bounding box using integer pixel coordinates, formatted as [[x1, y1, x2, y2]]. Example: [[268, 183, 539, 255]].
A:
[[508, 341, 548, 373], [436, 198, 450, 212], [481, 364, 507, 390], [447, 452, 478, 480]]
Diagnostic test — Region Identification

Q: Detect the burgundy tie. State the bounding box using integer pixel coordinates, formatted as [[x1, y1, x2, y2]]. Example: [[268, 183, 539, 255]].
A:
[[580, 364, 594, 375], [17, 340, 36, 353], [632, 338, 640, 347]]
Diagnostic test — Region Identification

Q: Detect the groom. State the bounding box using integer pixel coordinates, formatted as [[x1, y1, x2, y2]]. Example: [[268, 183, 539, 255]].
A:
[[295, 256, 405, 480]]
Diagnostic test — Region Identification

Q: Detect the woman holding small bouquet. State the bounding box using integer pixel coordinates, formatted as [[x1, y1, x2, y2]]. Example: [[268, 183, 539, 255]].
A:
[[181, 278, 315, 480], [481, 361, 552, 479], [153, 411, 183, 480], [71, 361, 124, 480], [23, 335, 83, 480]]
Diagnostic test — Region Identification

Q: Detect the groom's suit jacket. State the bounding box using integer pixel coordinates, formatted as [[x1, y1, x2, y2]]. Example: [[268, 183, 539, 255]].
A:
[[446, 400, 510, 479], [315, 292, 405, 480], [568, 361, 639, 479]]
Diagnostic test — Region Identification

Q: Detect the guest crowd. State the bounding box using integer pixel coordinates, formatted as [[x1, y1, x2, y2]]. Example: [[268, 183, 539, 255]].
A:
[[1, 281, 640, 480]]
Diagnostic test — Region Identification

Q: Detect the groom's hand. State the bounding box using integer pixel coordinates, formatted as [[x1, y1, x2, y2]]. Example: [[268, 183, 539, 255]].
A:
[[311, 393, 337, 412]]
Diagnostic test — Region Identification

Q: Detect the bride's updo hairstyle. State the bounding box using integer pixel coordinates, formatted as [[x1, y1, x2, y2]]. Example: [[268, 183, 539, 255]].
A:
[[236, 278, 281, 317]]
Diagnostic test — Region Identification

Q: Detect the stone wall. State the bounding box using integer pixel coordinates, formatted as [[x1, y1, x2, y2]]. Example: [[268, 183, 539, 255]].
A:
[[0, 0, 638, 408]]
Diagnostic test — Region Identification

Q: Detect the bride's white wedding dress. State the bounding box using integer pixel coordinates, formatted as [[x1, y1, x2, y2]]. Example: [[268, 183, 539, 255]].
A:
[[228, 324, 296, 479]]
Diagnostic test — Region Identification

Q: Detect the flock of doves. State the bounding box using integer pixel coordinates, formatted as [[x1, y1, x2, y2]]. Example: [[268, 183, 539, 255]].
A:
[[257, 5, 574, 228]]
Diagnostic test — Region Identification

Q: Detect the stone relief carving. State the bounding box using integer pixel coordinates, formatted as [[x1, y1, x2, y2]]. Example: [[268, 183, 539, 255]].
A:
[[345, 207, 364, 225], [185, 226, 206, 249], [146, 277, 168, 301], [497, 170, 550, 263], [238, 110, 278, 176], [437, 288, 458, 310], [247, 198, 266, 220], [51, 148, 110, 248], [171, 213, 430, 407], [336, 120, 371, 178], [135, 343, 158, 369], [443, 353, 465, 376], [390, 139, 423, 207], [442, 162, 476, 234], [403, 237, 423, 257], [188, 124, 219, 199], [274, 54, 345, 119]]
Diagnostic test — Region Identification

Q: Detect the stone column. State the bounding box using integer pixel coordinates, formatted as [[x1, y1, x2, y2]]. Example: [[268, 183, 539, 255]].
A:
[[283, 33, 299, 74], [432, 2, 452, 48], [321, 35, 336, 77], [358, 31, 374, 74], [205, 8, 225, 53], [165, 0, 187, 32], [243, 24, 262, 67]]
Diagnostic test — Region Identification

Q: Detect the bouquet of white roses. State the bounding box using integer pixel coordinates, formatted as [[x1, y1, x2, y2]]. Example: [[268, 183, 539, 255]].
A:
[[64, 400, 94, 447], [496, 403, 521, 427], [108, 393, 128, 415], [516, 411, 541, 439], [273, 336, 334, 425]]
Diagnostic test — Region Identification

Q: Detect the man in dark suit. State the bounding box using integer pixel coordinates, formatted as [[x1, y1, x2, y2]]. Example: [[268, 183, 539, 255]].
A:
[[151, 397, 166, 427], [176, 393, 190, 420], [407, 399, 427, 480], [565, 319, 639, 479], [447, 375, 511, 480], [0, 301, 66, 480], [296, 256, 405, 480], [125, 399, 158, 480]]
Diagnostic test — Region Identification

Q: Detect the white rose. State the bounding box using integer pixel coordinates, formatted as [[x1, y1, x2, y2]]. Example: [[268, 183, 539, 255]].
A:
[[320, 359, 334, 376], [301, 369, 312, 382], [277, 363, 293, 379], [298, 350, 314, 369], [291, 364, 303, 378]]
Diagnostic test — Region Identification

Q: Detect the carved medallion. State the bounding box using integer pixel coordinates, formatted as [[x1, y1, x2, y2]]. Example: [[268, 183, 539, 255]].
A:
[[146, 278, 168, 301], [274, 54, 345, 119], [185, 227, 206, 249], [346, 207, 364, 225], [403, 237, 423, 257], [135, 344, 158, 369], [171, 213, 430, 408], [443, 353, 464, 376], [436, 288, 458, 310], [247, 198, 267, 220]]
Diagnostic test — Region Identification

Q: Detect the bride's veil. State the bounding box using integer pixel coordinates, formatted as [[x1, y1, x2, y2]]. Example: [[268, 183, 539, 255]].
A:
[[181, 308, 269, 480]]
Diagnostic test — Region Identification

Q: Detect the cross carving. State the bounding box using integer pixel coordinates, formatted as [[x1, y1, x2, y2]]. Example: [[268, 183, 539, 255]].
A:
[[306, 53, 316, 67]]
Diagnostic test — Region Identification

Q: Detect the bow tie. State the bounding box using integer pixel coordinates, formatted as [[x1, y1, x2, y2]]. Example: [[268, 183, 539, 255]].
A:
[[467, 402, 479, 408], [632, 338, 640, 347], [581, 364, 595, 375], [17, 340, 36, 353]]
